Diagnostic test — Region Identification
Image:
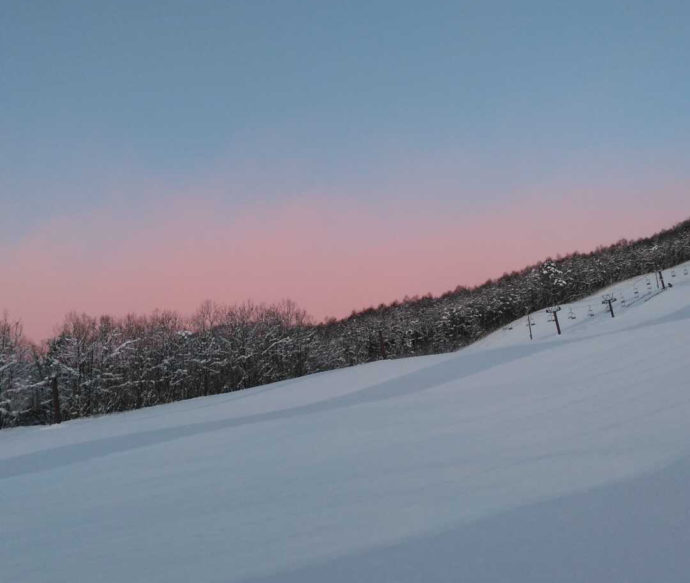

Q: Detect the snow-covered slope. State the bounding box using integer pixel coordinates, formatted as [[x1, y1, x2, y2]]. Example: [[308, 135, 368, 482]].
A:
[[3, 262, 690, 582]]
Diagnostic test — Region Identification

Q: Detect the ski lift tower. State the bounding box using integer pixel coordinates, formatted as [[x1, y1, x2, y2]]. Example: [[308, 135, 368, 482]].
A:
[[545, 306, 562, 335]]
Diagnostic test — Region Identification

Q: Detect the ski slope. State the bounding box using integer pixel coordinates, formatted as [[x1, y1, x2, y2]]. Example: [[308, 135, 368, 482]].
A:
[[3, 262, 690, 582]]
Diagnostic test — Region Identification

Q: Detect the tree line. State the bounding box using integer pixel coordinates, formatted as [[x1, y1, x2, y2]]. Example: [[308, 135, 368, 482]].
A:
[[2, 217, 689, 428]]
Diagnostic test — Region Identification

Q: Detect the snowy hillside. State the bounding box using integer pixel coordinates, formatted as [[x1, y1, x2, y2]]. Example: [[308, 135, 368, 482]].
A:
[[3, 262, 690, 582]]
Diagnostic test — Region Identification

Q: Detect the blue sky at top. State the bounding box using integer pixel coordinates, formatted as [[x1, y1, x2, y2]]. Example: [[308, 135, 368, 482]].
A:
[[2, 0, 689, 243]]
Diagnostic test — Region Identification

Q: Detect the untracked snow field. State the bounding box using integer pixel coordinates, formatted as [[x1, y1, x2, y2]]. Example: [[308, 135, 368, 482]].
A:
[[3, 264, 690, 582]]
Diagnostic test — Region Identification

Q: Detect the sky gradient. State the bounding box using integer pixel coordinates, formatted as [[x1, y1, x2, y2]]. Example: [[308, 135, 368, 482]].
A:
[[2, 1, 690, 339]]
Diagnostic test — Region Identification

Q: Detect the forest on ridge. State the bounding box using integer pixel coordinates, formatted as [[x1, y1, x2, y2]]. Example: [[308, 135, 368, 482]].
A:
[[2, 217, 689, 428]]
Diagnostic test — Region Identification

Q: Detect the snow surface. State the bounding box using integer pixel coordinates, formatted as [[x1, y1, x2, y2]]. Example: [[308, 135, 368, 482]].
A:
[[3, 263, 690, 582]]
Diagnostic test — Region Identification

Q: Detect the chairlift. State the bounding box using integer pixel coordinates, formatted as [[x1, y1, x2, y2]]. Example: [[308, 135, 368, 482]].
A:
[[587, 306, 594, 317], [671, 269, 676, 278], [568, 308, 576, 320]]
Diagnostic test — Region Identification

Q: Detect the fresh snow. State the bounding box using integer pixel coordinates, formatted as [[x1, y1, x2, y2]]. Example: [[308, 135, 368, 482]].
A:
[[3, 263, 690, 582]]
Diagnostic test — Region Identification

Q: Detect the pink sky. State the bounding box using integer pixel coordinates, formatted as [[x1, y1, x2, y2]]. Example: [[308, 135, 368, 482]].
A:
[[2, 185, 688, 341], [4, 1, 690, 343]]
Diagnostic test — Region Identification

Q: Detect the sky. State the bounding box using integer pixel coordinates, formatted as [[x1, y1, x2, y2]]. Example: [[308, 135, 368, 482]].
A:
[[2, 1, 690, 339]]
